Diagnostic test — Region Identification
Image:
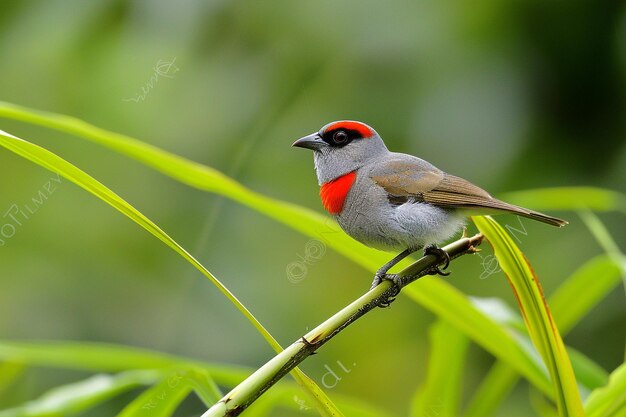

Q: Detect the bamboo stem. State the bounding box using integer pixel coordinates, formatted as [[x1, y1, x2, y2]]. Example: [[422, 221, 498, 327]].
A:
[[203, 232, 484, 416]]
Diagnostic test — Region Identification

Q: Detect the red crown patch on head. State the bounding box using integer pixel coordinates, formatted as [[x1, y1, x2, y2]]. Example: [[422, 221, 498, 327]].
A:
[[324, 121, 373, 138]]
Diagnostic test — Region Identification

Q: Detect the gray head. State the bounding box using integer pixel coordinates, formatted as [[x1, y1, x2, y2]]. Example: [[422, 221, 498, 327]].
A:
[[292, 120, 389, 184]]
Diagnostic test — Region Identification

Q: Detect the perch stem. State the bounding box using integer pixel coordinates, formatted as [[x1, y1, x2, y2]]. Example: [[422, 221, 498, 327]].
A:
[[203, 232, 484, 417]]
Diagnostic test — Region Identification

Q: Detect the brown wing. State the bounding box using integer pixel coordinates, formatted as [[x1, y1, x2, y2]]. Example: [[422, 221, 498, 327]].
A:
[[422, 174, 497, 207], [371, 159, 567, 227], [370, 162, 444, 196]]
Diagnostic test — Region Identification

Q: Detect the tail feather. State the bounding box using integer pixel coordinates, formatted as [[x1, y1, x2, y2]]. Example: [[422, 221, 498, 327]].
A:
[[490, 199, 568, 227]]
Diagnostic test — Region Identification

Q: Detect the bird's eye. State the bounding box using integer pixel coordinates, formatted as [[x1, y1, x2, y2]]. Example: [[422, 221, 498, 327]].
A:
[[333, 130, 349, 144]]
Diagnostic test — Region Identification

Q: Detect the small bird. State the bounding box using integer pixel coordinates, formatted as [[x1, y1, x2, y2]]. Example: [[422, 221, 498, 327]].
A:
[[293, 120, 567, 290]]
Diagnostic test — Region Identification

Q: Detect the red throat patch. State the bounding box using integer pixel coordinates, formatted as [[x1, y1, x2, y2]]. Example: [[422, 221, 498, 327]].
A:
[[320, 171, 357, 215]]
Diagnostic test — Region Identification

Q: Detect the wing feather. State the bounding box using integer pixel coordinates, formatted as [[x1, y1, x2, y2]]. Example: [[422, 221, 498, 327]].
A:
[[371, 159, 567, 227]]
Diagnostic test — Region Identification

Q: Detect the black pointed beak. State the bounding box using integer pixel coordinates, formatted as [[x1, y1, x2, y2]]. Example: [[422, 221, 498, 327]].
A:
[[292, 132, 324, 150]]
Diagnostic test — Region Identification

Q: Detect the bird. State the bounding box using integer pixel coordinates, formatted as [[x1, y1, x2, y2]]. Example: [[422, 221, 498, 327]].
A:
[[292, 120, 567, 292]]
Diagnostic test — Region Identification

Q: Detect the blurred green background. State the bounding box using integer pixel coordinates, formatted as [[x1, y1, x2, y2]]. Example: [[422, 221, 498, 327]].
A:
[[0, 0, 624, 416]]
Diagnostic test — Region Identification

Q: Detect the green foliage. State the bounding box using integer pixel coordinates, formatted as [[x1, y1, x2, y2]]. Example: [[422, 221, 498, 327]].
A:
[[0, 371, 160, 417], [585, 363, 626, 417], [473, 216, 584, 416], [0, 341, 381, 417], [411, 321, 469, 417], [0, 105, 623, 415], [115, 370, 212, 417], [0, 129, 341, 417], [465, 238, 625, 416], [500, 188, 626, 213]]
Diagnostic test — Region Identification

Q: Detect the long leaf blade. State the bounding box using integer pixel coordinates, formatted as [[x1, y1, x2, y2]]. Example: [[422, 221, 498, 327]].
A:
[[0, 371, 159, 417], [473, 216, 584, 416], [411, 320, 469, 417], [403, 280, 552, 395], [116, 371, 193, 417], [0, 130, 341, 417], [0, 129, 274, 349], [585, 363, 626, 417], [500, 187, 626, 213], [0, 104, 558, 396], [465, 253, 623, 416]]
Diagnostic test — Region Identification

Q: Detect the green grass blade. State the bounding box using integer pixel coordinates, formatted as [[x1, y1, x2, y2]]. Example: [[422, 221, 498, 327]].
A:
[[0, 104, 559, 397], [566, 348, 609, 393], [471, 296, 609, 392], [0, 370, 160, 417], [463, 361, 519, 417], [0, 340, 205, 373], [499, 187, 626, 213], [269, 386, 399, 417], [410, 320, 469, 417], [550, 255, 624, 333], [530, 387, 560, 417], [0, 130, 341, 417], [116, 371, 193, 417], [585, 363, 626, 417], [0, 341, 390, 417], [0, 102, 381, 271], [465, 253, 622, 416], [578, 210, 626, 293], [403, 281, 552, 396], [473, 216, 584, 416], [185, 369, 223, 406], [0, 129, 276, 350], [578, 211, 624, 259]]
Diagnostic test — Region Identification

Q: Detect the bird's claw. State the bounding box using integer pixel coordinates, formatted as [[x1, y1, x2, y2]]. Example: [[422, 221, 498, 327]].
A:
[[424, 245, 451, 276], [371, 273, 402, 307], [370, 274, 382, 291]]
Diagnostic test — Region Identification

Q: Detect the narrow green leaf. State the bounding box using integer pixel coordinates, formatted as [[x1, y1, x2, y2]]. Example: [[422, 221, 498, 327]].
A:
[[0, 103, 599, 406], [465, 254, 622, 417], [0, 102, 381, 271], [585, 363, 626, 417], [578, 210, 626, 293], [0, 130, 341, 417], [270, 386, 399, 417], [470, 296, 609, 392], [0, 105, 555, 396], [470, 296, 527, 331], [0, 129, 277, 351], [184, 369, 223, 406], [550, 255, 624, 333], [0, 341, 393, 416], [530, 387, 560, 417], [0, 370, 159, 417], [566, 348, 609, 393], [0, 341, 180, 372], [499, 187, 626, 213], [0, 340, 252, 390], [473, 216, 584, 416], [116, 371, 193, 417], [404, 280, 553, 396], [463, 361, 518, 417], [411, 320, 469, 417], [578, 210, 625, 260]]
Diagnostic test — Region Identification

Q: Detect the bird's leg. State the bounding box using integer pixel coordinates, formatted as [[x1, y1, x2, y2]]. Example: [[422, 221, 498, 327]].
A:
[[370, 248, 416, 292], [423, 244, 451, 276]]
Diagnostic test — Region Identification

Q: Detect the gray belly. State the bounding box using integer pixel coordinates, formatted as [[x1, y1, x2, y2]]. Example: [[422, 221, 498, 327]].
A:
[[335, 177, 465, 251]]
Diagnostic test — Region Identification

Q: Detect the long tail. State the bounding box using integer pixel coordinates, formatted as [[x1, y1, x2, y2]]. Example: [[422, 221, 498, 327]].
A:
[[489, 199, 568, 227]]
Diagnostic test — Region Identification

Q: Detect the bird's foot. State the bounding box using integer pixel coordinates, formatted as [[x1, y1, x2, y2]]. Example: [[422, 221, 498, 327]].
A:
[[371, 273, 402, 307], [424, 244, 451, 276]]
